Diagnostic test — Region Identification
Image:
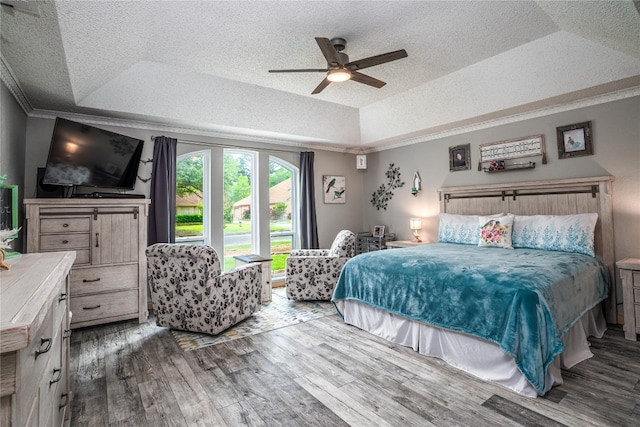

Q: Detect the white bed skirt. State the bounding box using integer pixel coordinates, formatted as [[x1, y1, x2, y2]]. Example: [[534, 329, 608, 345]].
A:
[[336, 300, 607, 397]]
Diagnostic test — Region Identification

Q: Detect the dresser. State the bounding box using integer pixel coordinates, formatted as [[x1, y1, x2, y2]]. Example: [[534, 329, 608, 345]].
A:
[[356, 234, 387, 254], [1, 251, 75, 426], [618, 258, 640, 341], [25, 199, 150, 328]]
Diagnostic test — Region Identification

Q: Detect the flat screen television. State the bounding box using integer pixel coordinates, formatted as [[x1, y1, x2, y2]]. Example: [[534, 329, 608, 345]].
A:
[[42, 118, 144, 191]]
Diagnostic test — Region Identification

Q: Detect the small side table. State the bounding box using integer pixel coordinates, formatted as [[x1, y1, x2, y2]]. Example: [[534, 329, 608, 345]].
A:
[[617, 258, 640, 341], [386, 240, 430, 249], [234, 254, 272, 303]]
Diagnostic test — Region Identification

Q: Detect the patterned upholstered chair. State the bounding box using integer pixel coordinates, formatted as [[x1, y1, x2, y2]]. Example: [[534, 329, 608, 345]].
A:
[[146, 244, 262, 335], [285, 230, 356, 301]]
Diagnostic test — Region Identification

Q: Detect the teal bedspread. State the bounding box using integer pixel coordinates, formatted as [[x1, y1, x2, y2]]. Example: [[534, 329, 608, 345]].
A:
[[332, 243, 610, 395]]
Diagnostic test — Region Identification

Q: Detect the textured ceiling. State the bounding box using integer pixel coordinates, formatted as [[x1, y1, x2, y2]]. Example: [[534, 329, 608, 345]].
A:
[[1, 1, 639, 149]]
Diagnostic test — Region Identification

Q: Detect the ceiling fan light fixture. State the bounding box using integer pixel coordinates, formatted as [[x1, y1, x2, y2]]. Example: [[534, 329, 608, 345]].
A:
[[327, 68, 351, 82]]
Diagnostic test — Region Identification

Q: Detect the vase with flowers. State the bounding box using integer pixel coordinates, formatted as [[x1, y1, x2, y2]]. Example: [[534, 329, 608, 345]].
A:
[[0, 227, 21, 270]]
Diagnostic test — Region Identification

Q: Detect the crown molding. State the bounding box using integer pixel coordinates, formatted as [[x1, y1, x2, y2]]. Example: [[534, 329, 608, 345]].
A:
[[367, 85, 640, 153], [0, 54, 33, 114], [28, 108, 357, 154], [26, 84, 640, 155]]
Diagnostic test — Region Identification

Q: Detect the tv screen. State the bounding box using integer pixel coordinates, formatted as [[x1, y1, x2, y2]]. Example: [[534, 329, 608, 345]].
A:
[[43, 118, 144, 190]]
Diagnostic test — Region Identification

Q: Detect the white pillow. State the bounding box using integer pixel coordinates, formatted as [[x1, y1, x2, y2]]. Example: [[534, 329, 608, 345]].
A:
[[438, 213, 503, 245], [478, 214, 514, 249], [511, 213, 598, 256]]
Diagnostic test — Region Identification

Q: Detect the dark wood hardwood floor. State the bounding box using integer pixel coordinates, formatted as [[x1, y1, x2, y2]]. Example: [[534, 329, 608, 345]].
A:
[[70, 314, 640, 426]]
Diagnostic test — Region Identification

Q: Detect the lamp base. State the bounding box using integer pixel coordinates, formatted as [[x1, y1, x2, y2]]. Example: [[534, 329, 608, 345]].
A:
[[412, 230, 422, 242]]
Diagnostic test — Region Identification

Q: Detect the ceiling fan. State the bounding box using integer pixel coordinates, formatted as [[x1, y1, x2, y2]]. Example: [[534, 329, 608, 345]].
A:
[[268, 37, 408, 94]]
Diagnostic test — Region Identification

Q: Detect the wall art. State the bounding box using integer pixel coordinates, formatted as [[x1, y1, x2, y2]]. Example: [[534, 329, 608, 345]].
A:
[[323, 175, 346, 203], [371, 163, 404, 210], [449, 144, 471, 171], [557, 121, 593, 159]]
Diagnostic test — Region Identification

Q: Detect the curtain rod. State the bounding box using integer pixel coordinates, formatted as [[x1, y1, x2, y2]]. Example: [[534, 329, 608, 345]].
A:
[[150, 135, 306, 154]]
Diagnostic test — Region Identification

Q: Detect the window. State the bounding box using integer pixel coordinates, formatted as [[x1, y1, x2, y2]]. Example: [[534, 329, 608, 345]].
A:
[[174, 145, 299, 281], [223, 150, 256, 271], [269, 157, 298, 279], [175, 151, 209, 245]]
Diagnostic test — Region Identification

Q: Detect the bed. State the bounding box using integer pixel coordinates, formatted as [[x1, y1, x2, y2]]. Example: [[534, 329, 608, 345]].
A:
[[333, 176, 615, 397]]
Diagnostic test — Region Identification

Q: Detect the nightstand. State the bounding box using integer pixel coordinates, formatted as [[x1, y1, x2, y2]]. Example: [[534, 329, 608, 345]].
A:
[[617, 258, 640, 341], [385, 240, 430, 249], [234, 254, 272, 303]]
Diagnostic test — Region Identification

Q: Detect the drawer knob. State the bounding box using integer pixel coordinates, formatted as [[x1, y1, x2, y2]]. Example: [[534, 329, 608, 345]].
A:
[[82, 278, 101, 283], [63, 223, 69, 227], [50, 368, 62, 385], [59, 393, 69, 410], [35, 337, 52, 359], [62, 240, 69, 244], [83, 305, 101, 310]]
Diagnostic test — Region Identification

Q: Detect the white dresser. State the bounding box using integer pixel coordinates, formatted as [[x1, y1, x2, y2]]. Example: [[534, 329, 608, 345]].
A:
[[25, 198, 150, 328], [0, 251, 75, 426]]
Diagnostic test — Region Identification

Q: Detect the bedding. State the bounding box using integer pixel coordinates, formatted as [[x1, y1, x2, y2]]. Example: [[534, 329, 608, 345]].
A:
[[511, 213, 598, 256], [332, 243, 610, 395]]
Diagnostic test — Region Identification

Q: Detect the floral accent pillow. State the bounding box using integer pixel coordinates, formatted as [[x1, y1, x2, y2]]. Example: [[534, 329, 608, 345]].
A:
[[511, 213, 598, 257], [478, 214, 514, 249], [438, 213, 503, 245]]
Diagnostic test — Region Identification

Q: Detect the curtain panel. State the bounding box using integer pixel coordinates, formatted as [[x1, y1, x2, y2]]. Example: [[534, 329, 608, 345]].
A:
[[148, 136, 177, 245], [299, 151, 319, 249]]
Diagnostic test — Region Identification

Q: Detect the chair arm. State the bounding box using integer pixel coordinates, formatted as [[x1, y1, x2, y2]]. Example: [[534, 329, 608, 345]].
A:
[[290, 249, 329, 257], [218, 262, 263, 300], [285, 256, 352, 301]]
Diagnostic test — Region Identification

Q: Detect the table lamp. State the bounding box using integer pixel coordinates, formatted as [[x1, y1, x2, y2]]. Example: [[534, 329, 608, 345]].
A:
[[410, 218, 422, 242]]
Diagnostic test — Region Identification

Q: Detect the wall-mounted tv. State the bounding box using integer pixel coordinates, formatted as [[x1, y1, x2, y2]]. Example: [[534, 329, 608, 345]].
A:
[[42, 118, 144, 191]]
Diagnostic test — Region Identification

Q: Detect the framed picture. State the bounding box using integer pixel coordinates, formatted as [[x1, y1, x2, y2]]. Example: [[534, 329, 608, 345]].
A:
[[0, 185, 18, 232], [356, 154, 367, 170], [557, 121, 593, 159], [449, 144, 470, 171], [323, 175, 346, 204], [373, 225, 385, 238]]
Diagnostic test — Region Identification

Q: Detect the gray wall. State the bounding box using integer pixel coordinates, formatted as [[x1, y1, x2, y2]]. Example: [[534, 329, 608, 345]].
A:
[[363, 95, 640, 311], [0, 82, 27, 251], [23, 116, 363, 250], [9, 94, 639, 310], [364, 96, 639, 258]]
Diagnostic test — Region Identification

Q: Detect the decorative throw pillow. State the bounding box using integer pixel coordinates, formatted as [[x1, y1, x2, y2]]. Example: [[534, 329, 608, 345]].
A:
[[438, 213, 503, 245], [478, 214, 514, 249], [511, 213, 598, 257]]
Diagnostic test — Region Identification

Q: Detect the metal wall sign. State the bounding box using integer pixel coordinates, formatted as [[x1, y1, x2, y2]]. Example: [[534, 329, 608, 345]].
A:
[[479, 134, 546, 164]]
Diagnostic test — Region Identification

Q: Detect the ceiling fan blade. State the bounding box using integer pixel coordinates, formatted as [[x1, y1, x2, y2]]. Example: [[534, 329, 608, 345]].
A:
[[315, 37, 343, 67], [269, 69, 328, 73], [346, 49, 407, 71], [312, 77, 331, 94], [350, 71, 386, 88]]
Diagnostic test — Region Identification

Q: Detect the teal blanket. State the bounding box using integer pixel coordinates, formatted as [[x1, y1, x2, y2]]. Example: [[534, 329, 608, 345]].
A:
[[332, 243, 609, 395]]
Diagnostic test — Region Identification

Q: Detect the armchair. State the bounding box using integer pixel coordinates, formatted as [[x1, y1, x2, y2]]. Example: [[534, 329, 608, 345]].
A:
[[285, 230, 356, 301], [146, 244, 262, 335]]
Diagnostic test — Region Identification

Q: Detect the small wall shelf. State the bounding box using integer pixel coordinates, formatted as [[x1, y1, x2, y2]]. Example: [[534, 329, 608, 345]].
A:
[[483, 162, 536, 173]]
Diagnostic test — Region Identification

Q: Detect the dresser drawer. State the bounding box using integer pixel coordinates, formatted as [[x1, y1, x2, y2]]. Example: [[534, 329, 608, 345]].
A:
[[71, 264, 138, 296], [15, 308, 55, 424], [634, 288, 640, 304], [39, 315, 66, 427], [41, 217, 90, 233], [70, 289, 139, 326], [41, 234, 90, 251]]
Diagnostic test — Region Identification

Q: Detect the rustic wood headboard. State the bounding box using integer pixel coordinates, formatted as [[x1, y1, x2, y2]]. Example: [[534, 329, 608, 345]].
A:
[[437, 176, 616, 323]]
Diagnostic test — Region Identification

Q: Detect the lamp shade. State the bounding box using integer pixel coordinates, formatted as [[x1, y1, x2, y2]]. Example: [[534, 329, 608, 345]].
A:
[[410, 218, 422, 230]]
